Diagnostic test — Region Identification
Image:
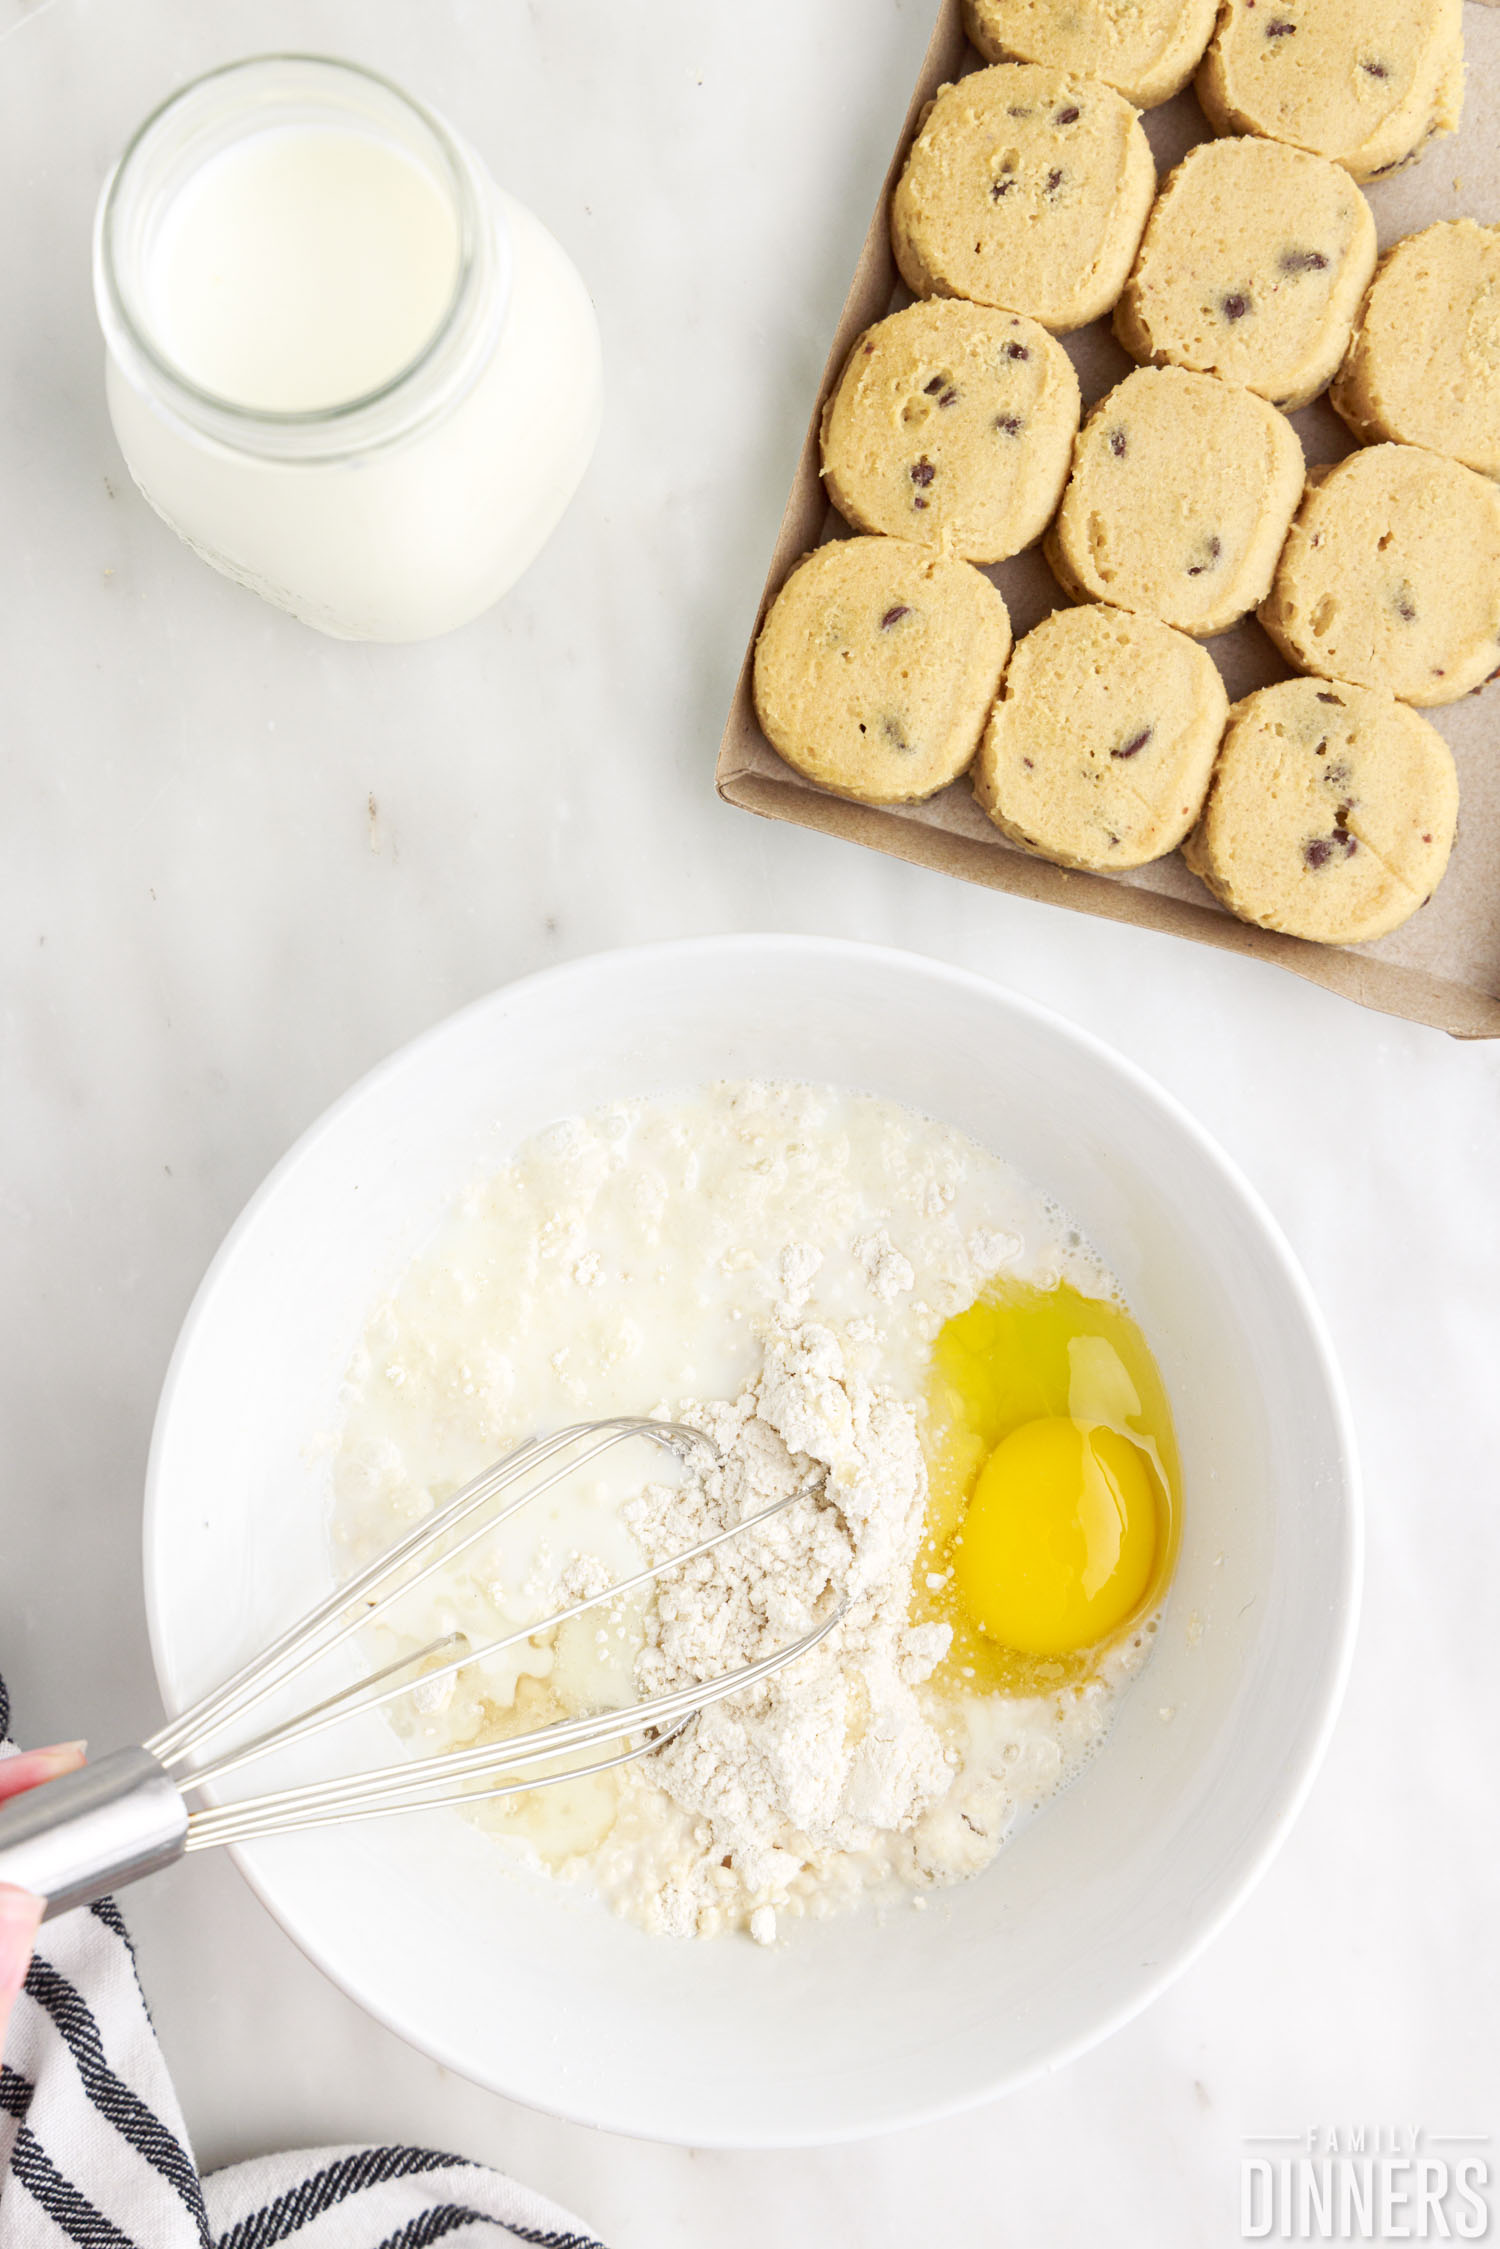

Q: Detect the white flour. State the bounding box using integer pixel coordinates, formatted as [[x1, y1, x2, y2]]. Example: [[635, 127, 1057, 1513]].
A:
[[617, 1317, 952, 1933], [330, 1080, 1145, 1942]]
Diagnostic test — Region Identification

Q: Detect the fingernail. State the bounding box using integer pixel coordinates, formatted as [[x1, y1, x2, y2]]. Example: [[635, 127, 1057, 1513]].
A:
[[0, 1743, 88, 1805], [0, 1886, 44, 1993]]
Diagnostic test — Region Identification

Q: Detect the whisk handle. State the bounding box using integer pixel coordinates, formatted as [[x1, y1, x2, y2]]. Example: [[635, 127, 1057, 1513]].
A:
[[0, 1747, 188, 1921]]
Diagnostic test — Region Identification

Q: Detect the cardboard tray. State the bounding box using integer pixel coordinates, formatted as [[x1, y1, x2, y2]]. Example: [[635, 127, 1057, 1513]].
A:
[[717, 0, 1500, 1038]]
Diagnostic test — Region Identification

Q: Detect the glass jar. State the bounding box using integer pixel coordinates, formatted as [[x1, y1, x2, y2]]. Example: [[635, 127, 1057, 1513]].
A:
[[93, 56, 603, 642]]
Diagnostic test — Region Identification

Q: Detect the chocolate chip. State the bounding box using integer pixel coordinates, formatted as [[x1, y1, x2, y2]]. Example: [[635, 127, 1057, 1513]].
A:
[[1265, 18, 1296, 35], [1222, 292, 1252, 321], [910, 458, 936, 487], [1005, 341, 1031, 361], [884, 717, 913, 753], [995, 413, 1023, 436], [1422, 832, 1433, 844], [1279, 249, 1329, 273], [939, 387, 959, 407], [863, 342, 874, 356], [1307, 822, 1358, 868], [1007, 104, 1032, 118], [1361, 58, 1389, 77], [1045, 168, 1064, 194], [1107, 833, 1121, 847], [923, 375, 945, 395], [1396, 591, 1417, 622], [1316, 690, 1343, 704], [880, 605, 910, 630], [1023, 756, 1034, 769], [913, 497, 929, 510], [1056, 105, 1080, 124], [991, 179, 1013, 201], [1112, 726, 1153, 760], [1186, 535, 1222, 577], [1109, 427, 1127, 458]]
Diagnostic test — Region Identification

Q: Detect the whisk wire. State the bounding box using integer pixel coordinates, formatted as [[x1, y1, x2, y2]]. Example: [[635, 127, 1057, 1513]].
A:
[[147, 1418, 711, 1770], [181, 1722, 698, 1851], [182, 1607, 841, 1850], [181, 1474, 822, 1792], [147, 1428, 567, 1767]]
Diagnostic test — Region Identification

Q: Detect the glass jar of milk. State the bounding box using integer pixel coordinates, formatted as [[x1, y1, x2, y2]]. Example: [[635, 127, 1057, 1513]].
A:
[[93, 56, 603, 642]]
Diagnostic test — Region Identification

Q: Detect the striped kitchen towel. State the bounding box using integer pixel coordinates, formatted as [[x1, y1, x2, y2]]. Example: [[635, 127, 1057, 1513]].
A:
[[0, 1683, 607, 2249]]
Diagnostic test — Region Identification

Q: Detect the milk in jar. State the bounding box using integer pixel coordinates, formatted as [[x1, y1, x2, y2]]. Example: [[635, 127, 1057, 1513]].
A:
[[94, 57, 603, 642]]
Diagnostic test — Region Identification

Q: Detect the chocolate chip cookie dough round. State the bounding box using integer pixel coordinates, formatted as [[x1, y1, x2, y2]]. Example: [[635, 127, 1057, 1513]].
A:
[[819, 302, 1080, 564], [1182, 677, 1458, 943], [974, 602, 1229, 869], [1044, 365, 1305, 636], [1331, 221, 1500, 480], [752, 537, 1013, 805], [1260, 444, 1500, 706], [1195, 0, 1464, 183], [961, 0, 1217, 109], [1114, 138, 1376, 410], [890, 63, 1155, 333]]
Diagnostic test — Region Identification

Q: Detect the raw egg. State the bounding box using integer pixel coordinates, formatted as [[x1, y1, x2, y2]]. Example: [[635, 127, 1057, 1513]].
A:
[[913, 1280, 1180, 1691]]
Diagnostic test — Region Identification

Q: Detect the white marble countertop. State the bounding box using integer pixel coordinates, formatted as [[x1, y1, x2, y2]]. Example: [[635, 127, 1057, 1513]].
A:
[[1, 1, 1496, 2241]]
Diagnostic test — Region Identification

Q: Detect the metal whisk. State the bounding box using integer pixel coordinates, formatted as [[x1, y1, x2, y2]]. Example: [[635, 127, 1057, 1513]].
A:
[[0, 1418, 839, 1919]]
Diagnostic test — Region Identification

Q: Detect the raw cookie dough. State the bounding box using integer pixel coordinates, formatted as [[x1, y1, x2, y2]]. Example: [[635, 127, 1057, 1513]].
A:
[[1259, 443, 1500, 706], [1114, 137, 1376, 410], [891, 63, 1156, 333], [1182, 677, 1458, 943], [752, 536, 1013, 804], [961, 0, 1217, 109], [1331, 220, 1500, 479], [1045, 365, 1305, 636], [1195, 0, 1464, 183], [820, 301, 1080, 563], [974, 602, 1229, 868]]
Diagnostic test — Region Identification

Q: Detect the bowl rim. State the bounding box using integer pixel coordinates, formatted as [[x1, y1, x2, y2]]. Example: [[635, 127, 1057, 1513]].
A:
[[143, 933, 1363, 2145]]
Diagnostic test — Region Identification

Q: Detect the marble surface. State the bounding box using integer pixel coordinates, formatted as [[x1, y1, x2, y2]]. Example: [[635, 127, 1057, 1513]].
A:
[[1, 1, 1496, 2241]]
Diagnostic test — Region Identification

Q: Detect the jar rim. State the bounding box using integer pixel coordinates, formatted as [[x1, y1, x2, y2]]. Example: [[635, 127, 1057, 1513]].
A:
[[94, 54, 504, 459]]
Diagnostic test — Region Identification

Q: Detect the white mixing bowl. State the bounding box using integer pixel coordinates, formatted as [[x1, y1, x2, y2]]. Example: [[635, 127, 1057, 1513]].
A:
[[145, 936, 1360, 2145]]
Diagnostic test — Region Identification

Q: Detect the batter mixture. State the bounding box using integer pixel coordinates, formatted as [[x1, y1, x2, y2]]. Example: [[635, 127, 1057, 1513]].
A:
[[330, 1080, 1171, 1941]]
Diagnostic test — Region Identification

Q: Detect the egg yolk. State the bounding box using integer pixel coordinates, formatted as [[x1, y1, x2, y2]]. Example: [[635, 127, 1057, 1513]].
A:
[[953, 1416, 1158, 1657]]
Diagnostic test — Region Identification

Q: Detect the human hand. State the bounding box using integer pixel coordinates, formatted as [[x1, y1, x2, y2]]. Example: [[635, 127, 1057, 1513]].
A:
[[0, 1743, 87, 2053]]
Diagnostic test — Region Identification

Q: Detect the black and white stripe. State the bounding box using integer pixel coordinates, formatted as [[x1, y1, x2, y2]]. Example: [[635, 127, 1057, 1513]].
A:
[[202, 2152, 608, 2249], [0, 1687, 608, 2249], [217, 2148, 468, 2249]]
